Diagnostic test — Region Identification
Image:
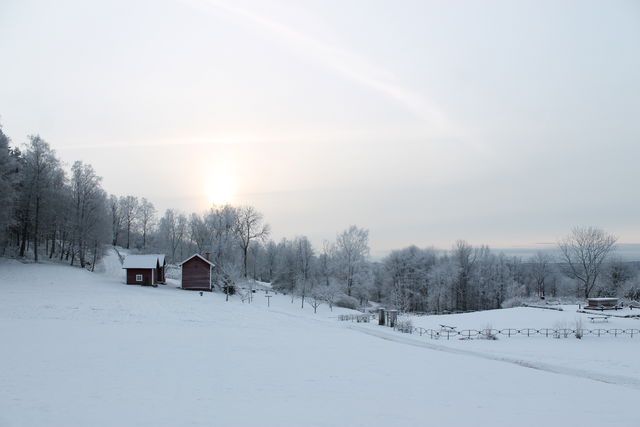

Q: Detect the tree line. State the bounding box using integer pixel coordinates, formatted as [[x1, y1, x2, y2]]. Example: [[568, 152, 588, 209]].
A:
[[1, 124, 637, 311]]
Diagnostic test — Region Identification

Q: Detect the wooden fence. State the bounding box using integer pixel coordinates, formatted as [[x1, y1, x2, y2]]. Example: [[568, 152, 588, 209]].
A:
[[338, 313, 376, 323], [401, 327, 640, 340]]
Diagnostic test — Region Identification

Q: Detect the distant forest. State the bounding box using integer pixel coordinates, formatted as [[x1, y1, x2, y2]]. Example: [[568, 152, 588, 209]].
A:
[[1, 124, 639, 312]]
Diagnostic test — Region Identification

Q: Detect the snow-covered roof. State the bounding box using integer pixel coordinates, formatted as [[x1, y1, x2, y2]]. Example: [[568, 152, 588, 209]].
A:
[[179, 253, 215, 267], [122, 254, 164, 269], [147, 254, 165, 265]]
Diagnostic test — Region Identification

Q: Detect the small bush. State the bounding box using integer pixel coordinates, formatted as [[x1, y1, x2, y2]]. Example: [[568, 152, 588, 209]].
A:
[[396, 319, 413, 334], [335, 295, 359, 310], [575, 317, 584, 339], [480, 324, 498, 340], [501, 297, 526, 308], [553, 321, 570, 338]]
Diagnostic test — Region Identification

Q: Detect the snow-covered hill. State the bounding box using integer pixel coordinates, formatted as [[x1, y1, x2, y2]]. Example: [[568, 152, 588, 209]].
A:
[[1, 257, 639, 426]]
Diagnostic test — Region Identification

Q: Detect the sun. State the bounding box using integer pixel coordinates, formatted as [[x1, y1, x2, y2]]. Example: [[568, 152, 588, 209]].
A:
[[205, 174, 236, 206]]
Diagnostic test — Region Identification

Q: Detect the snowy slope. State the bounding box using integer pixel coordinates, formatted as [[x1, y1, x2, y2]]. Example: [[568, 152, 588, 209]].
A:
[[1, 256, 640, 426]]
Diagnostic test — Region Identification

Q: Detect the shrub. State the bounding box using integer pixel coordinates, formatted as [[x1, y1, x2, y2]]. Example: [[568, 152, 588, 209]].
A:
[[396, 319, 413, 334], [575, 317, 584, 339], [335, 295, 359, 310], [553, 321, 570, 338], [480, 324, 498, 340], [501, 297, 526, 309]]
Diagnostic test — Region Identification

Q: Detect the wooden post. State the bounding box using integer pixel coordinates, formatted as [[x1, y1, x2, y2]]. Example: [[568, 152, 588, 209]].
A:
[[387, 310, 398, 328], [265, 295, 272, 307], [378, 308, 385, 326]]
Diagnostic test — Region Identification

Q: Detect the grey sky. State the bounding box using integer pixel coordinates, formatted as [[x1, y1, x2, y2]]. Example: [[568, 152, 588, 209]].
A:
[[1, 0, 639, 255]]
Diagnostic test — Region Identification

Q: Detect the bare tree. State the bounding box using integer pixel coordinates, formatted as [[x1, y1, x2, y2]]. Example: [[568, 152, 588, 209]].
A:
[[308, 292, 323, 313], [109, 195, 122, 246], [138, 198, 156, 250], [316, 280, 341, 311], [558, 226, 617, 299], [119, 196, 139, 249], [530, 251, 552, 299], [234, 206, 270, 278]]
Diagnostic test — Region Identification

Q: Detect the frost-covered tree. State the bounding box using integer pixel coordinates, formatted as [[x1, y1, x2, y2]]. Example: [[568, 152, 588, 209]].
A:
[[452, 240, 476, 311], [109, 194, 122, 246], [19, 135, 61, 261], [335, 225, 369, 297], [159, 209, 187, 263], [205, 205, 241, 285], [272, 238, 297, 299], [383, 246, 436, 311], [426, 258, 458, 312], [262, 240, 278, 282], [0, 124, 16, 251], [293, 235, 314, 308], [69, 161, 110, 268], [189, 212, 210, 254]]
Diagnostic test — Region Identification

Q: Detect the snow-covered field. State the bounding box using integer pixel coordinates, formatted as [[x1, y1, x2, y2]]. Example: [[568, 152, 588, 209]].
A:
[[2, 254, 640, 427], [354, 307, 640, 390]]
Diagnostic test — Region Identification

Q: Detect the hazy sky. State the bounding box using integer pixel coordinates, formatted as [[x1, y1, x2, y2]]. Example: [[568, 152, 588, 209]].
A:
[[1, 0, 639, 255]]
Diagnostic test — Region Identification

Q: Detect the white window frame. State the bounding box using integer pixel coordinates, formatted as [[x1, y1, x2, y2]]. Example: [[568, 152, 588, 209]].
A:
[[136, 274, 143, 282]]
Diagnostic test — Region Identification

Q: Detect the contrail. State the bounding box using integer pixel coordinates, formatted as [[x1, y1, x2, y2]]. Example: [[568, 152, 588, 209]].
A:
[[183, 0, 456, 135]]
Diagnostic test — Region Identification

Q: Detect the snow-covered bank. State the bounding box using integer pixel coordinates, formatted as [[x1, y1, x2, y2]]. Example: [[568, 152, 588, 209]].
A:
[[1, 259, 639, 426]]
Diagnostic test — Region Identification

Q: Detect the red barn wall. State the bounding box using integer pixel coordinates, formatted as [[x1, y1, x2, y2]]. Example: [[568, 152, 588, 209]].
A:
[[156, 264, 165, 283], [126, 268, 154, 286], [182, 257, 211, 290]]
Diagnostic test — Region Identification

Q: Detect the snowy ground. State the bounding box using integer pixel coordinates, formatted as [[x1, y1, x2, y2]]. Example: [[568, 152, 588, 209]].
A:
[[354, 307, 640, 390], [2, 253, 640, 426]]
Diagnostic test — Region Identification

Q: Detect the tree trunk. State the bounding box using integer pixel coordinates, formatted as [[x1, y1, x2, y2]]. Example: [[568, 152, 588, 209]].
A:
[[79, 241, 85, 268], [91, 240, 98, 272], [49, 230, 56, 258], [60, 233, 66, 261], [34, 196, 40, 262], [243, 246, 248, 278], [19, 217, 28, 257]]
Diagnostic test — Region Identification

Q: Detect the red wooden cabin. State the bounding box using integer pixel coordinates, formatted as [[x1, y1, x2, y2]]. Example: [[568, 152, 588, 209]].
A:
[[122, 254, 166, 286], [180, 253, 215, 291]]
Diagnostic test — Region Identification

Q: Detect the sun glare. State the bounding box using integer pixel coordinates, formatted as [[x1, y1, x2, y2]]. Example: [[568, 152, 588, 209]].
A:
[[206, 174, 236, 206]]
